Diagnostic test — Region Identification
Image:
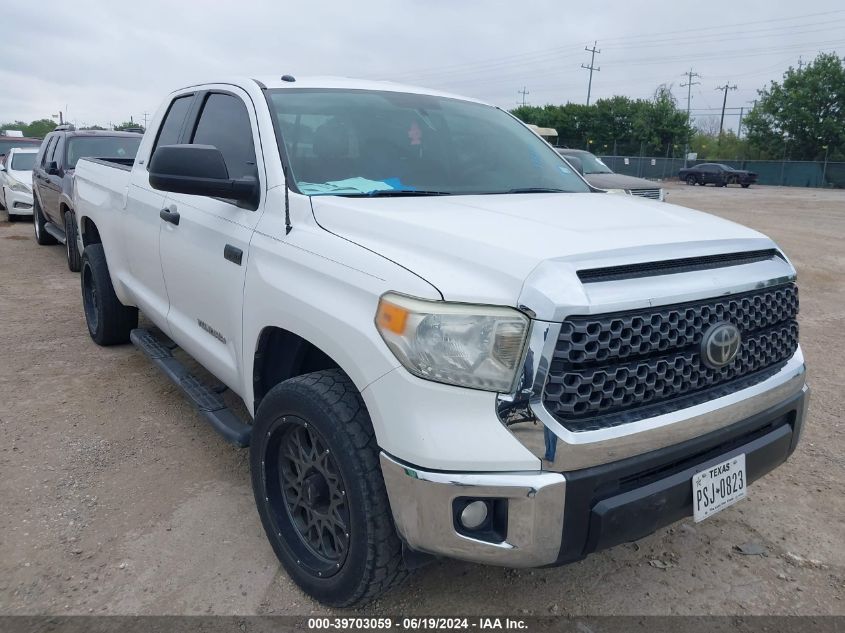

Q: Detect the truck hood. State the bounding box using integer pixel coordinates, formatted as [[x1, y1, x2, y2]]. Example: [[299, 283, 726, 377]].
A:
[[310, 192, 769, 309], [583, 173, 662, 191]]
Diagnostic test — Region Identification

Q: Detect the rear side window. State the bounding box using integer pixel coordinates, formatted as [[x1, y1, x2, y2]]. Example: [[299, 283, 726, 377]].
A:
[[52, 137, 65, 166], [153, 95, 194, 154], [41, 136, 57, 166], [191, 93, 257, 181]]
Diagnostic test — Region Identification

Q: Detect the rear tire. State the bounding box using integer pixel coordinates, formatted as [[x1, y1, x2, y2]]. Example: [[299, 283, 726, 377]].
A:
[[65, 210, 82, 272], [741, 183, 750, 188], [80, 244, 138, 345], [250, 369, 408, 607], [686, 175, 697, 186], [33, 196, 58, 245]]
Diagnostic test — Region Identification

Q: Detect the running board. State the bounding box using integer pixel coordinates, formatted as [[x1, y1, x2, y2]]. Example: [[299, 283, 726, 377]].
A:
[[130, 328, 252, 447], [44, 222, 66, 244]]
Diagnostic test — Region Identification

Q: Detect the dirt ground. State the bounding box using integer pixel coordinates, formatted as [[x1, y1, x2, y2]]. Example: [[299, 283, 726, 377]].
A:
[[0, 184, 843, 616]]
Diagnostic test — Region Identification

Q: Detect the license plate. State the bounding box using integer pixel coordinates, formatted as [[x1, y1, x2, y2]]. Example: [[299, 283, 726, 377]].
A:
[[692, 454, 747, 522]]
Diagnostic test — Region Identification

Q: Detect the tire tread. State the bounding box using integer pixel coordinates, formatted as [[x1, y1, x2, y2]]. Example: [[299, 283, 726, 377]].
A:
[[253, 369, 408, 607]]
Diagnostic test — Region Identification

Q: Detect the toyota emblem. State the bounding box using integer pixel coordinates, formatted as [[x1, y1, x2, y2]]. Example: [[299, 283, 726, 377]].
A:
[[701, 322, 741, 369]]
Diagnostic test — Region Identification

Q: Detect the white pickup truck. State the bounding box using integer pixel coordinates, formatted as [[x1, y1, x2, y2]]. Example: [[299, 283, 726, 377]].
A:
[[72, 76, 808, 607]]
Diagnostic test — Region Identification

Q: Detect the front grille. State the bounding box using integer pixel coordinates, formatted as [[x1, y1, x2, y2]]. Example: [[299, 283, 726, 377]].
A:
[[542, 284, 799, 432], [629, 188, 662, 200]]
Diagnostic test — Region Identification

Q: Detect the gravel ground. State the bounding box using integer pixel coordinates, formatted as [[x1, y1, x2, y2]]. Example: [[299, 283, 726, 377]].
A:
[[0, 184, 843, 616]]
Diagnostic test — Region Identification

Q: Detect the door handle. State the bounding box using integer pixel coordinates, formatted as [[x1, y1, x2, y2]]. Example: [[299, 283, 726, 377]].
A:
[[159, 208, 180, 225]]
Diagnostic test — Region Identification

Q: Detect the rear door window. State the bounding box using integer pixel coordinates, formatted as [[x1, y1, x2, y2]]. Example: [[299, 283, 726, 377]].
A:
[[41, 136, 57, 167], [152, 95, 194, 155]]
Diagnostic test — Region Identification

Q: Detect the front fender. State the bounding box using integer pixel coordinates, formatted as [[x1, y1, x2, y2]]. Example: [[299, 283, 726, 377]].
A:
[[241, 218, 440, 415]]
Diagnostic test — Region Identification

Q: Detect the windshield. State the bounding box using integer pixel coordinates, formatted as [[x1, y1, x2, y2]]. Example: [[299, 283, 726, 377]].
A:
[[562, 151, 613, 174], [66, 136, 141, 169], [11, 152, 37, 171], [266, 89, 590, 196]]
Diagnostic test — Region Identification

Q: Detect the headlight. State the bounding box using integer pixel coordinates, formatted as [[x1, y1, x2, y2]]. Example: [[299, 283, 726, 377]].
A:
[[375, 293, 530, 392], [10, 179, 31, 193], [603, 188, 631, 195]]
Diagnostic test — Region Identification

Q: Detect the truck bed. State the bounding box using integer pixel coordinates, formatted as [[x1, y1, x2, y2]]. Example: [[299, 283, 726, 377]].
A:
[[81, 156, 136, 171]]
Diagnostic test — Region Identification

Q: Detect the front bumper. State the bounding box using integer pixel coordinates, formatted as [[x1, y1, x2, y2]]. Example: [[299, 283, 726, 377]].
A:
[[3, 188, 33, 215], [381, 386, 808, 567]]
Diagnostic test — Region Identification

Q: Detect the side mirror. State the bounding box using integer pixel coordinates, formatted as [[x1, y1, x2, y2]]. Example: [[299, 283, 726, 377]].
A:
[[45, 161, 60, 175], [149, 145, 257, 203], [0, 163, 5, 172], [564, 155, 584, 175]]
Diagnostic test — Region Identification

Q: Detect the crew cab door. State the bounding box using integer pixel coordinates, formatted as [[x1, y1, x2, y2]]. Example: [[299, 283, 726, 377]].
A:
[[158, 88, 265, 394], [122, 92, 196, 325]]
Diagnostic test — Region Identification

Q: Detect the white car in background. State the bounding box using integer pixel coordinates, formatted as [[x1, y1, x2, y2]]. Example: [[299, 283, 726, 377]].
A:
[[0, 147, 38, 220]]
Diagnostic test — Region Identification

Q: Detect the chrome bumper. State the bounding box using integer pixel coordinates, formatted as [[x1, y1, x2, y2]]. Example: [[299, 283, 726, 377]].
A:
[[381, 385, 808, 567], [380, 453, 566, 567]]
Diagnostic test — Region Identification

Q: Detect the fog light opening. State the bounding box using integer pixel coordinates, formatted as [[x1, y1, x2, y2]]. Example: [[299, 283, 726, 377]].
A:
[[459, 500, 489, 530]]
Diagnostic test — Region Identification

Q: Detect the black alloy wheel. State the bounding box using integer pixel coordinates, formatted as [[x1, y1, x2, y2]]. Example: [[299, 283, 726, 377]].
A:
[[266, 416, 350, 577]]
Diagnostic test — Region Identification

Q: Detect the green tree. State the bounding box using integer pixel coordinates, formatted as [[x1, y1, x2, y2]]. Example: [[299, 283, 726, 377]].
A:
[[744, 52, 845, 160], [511, 86, 692, 156], [114, 121, 145, 132], [23, 119, 57, 138]]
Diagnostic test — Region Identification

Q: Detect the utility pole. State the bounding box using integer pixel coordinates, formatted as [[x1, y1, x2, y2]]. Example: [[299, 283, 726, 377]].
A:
[[798, 56, 804, 71], [581, 41, 601, 106], [715, 83, 737, 142], [681, 68, 700, 167], [518, 87, 529, 108], [737, 107, 745, 139], [141, 112, 150, 129]]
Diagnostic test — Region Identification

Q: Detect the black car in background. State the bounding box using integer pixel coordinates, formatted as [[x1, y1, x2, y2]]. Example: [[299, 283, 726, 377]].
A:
[[678, 163, 758, 188], [32, 126, 141, 271]]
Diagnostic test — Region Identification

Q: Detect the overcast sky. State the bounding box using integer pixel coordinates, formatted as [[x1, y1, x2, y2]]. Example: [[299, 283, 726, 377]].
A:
[[2, 0, 843, 133]]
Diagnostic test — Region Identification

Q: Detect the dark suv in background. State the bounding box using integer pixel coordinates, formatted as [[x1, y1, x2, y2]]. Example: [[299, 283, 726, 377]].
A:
[[0, 136, 42, 160], [32, 126, 141, 270]]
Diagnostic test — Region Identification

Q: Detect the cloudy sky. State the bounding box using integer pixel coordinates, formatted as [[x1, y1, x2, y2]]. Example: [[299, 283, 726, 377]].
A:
[[2, 0, 843, 133]]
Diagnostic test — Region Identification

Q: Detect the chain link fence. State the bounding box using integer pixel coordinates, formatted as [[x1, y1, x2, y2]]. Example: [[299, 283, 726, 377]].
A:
[[596, 156, 845, 188], [549, 138, 845, 188]]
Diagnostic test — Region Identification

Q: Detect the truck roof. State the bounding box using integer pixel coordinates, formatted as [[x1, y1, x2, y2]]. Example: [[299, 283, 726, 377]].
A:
[[176, 76, 488, 105], [53, 129, 143, 138]]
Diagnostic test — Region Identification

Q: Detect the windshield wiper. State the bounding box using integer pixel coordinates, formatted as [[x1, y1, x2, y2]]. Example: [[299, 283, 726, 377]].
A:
[[503, 187, 569, 194], [341, 189, 452, 197]]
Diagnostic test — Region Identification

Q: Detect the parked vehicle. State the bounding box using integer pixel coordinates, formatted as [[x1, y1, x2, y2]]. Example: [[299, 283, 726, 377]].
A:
[[32, 125, 141, 271], [0, 147, 38, 219], [72, 77, 807, 607], [0, 136, 41, 162], [556, 148, 665, 200], [679, 163, 758, 187]]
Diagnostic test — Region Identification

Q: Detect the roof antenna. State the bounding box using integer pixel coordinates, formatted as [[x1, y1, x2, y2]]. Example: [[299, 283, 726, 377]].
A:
[[281, 74, 296, 83], [283, 165, 292, 234]]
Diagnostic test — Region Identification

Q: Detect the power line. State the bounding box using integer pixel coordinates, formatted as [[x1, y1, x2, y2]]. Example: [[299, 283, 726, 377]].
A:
[[715, 83, 738, 140], [518, 86, 530, 107], [393, 11, 845, 83], [581, 41, 601, 105], [398, 9, 845, 81]]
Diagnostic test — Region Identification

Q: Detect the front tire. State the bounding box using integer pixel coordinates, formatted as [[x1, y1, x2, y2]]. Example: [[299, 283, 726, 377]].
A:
[[65, 210, 82, 272], [80, 244, 138, 345], [33, 196, 58, 245], [741, 183, 751, 188], [250, 369, 408, 607]]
